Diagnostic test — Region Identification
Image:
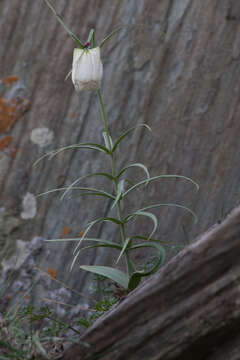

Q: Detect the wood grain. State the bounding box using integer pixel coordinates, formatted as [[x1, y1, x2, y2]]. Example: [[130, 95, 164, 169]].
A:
[[60, 205, 240, 359]]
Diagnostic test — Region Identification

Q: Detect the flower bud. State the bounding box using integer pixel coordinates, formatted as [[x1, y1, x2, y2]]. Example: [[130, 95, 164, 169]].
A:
[[71, 47, 103, 92]]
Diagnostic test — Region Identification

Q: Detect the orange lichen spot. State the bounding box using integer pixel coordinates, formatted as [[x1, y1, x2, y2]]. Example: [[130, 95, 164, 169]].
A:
[[78, 230, 84, 237], [71, 112, 76, 118], [2, 75, 19, 85], [61, 226, 72, 236], [0, 98, 7, 106], [8, 147, 18, 158], [0, 96, 30, 133], [24, 294, 30, 300], [0, 135, 13, 150], [47, 268, 57, 278]]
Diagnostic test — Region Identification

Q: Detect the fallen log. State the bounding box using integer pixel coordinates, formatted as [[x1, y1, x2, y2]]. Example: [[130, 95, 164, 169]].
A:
[[60, 205, 240, 360]]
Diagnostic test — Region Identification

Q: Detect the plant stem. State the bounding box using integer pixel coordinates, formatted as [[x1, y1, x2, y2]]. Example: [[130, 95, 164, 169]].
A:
[[97, 89, 111, 149], [96, 89, 132, 277]]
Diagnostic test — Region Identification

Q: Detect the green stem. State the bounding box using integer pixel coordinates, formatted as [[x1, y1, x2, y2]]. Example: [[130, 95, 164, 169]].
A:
[[97, 89, 108, 132], [97, 89, 111, 149], [96, 89, 133, 277]]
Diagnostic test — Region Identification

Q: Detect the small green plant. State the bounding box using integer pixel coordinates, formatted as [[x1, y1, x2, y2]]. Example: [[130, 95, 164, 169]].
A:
[[76, 274, 119, 327], [0, 269, 90, 359], [0, 302, 90, 359], [37, 0, 199, 293], [76, 298, 118, 329], [0, 304, 50, 359]]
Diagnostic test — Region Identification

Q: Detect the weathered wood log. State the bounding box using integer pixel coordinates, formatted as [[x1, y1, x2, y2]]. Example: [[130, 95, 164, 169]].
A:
[[59, 204, 240, 360]]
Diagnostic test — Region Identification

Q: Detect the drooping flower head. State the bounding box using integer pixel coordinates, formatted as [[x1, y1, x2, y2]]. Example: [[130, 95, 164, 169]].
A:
[[43, 0, 123, 92], [71, 47, 103, 92]]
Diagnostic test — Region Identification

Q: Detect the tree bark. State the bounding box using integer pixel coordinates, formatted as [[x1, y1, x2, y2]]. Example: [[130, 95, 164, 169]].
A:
[[59, 204, 240, 360]]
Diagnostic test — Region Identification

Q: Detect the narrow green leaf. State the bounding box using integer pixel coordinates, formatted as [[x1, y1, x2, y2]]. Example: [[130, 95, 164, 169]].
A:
[[117, 163, 150, 185], [71, 219, 101, 270], [34, 142, 110, 166], [61, 172, 115, 200], [124, 178, 139, 189], [33, 150, 56, 166], [130, 235, 185, 248], [64, 69, 72, 81], [111, 179, 125, 209], [116, 237, 131, 264], [49, 143, 110, 156], [131, 242, 184, 250], [128, 242, 166, 291], [99, 26, 124, 48], [125, 252, 136, 274], [102, 217, 124, 225], [80, 265, 129, 289], [123, 175, 199, 198], [81, 243, 122, 252], [125, 210, 158, 241], [87, 28, 95, 45], [112, 124, 151, 153], [129, 242, 166, 257], [91, 29, 95, 48], [37, 186, 115, 201], [43, 0, 84, 48], [127, 273, 142, 291], [134, 203, 198, 224], [78, 243, 120, 253], [46, 237, 121, 248]]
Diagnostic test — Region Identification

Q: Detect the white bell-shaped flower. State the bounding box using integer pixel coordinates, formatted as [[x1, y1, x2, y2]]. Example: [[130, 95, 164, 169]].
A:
[[71, 47, 103, 92]]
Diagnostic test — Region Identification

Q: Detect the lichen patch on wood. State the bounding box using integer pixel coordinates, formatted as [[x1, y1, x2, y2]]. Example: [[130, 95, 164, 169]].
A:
[[0, 96, 30, 133], [20, 192, 37, 220]]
